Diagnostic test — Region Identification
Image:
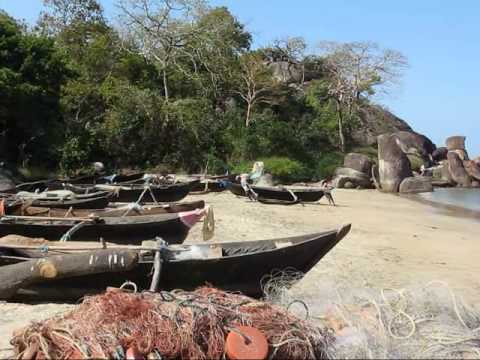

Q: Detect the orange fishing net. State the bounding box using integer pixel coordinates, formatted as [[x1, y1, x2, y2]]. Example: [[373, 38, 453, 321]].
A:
[[11, 287, 332, 359]]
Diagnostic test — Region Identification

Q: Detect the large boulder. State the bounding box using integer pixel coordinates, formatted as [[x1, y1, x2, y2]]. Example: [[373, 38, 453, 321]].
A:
[[392, 131, 436, 160], [432, 147, 448, 162], [334, 167, 372, 188], [450, 149, 469, 161], [377, 134, 413, 192], [399, 176, 433, 194], [447, 152, 471, 187], [343, 153, 373, 175], [353, 105, 413, 146], [446, 136, 466, 150], [463, 160, 480, 181], [438, 160, 455, 184], [267, 61, 303, 84], [0, 168, 15, 192]]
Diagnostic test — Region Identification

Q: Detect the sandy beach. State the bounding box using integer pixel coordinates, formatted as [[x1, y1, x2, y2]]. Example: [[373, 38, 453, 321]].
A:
[[1, 189, 479, 356]]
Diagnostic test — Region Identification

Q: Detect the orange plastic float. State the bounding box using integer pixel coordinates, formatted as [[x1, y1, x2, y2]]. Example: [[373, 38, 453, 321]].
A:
[[225, 326, 269, 360], [126, 346, 144, 360]]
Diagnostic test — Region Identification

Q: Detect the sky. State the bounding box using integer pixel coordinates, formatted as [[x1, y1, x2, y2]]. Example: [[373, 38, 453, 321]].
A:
[[1, 0, 479, 155]]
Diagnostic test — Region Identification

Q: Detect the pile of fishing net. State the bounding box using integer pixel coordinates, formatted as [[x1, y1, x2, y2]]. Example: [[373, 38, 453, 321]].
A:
[[11, 287, 332, 359]]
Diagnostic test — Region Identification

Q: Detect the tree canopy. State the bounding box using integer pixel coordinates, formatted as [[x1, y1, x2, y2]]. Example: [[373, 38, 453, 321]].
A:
[[0, 1, 408, 181]]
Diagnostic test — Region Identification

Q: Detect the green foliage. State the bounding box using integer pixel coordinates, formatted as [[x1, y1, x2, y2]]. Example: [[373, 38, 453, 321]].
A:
[[351, 145, 378, 160], [0, 11, 69, 167], [262, 156, 306, 182], [407, 154, 425, 172], [0, 5, 403, 178], [311, 152, 344, 180], [59, 136, 94, 175]]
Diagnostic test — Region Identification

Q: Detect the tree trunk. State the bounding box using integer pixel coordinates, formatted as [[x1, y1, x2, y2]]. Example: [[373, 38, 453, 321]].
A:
[[163, 69, 170, 122], [246, 102, 252, 127], [336, 102, 346, 153], [163, 69, 169, 102], [0, 249, 138, 300]]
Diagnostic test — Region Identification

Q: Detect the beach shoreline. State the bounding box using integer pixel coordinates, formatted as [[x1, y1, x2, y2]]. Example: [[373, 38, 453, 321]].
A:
[[1, 189, 479, 356], [402, 189, 480, 221]]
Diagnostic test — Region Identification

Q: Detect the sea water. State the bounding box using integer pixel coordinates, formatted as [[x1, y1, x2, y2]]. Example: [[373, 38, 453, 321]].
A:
[[418, 188, 480, 212]]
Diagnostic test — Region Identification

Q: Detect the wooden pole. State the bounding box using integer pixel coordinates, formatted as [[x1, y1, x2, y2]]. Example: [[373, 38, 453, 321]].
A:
[[0, 215, 99, 222], [0, 249, 138, 300], [149, 238, 164, 292]]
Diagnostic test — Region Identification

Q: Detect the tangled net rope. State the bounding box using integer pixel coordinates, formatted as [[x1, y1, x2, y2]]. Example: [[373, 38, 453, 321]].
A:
[[11, 287, 332, 359], [310, 280, 480, 359]]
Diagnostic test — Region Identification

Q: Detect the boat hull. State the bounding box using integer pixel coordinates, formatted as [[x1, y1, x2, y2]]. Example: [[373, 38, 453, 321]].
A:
[[4, 226, 350, 300], [0, 213, 201, 244], [229, 183, 325, 202]]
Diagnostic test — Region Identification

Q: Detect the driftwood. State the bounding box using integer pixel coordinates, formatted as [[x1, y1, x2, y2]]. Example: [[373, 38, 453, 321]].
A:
[[0, 249, 138, 300]]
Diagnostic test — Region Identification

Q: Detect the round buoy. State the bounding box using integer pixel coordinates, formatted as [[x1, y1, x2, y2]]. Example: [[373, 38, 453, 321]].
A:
[[225, 326, 268, 360], [126, 346, 144, 360]]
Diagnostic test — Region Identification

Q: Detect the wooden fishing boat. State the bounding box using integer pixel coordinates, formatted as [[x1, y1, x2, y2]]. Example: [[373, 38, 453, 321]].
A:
[[0, 209, 205, 244], [13, 194, 111, 210], [228, 183, 325, 202], [6, 200, 206, 217], [0, 224, 350, 299], [190, 179, 228, 193], [84, 180, 199, 203]]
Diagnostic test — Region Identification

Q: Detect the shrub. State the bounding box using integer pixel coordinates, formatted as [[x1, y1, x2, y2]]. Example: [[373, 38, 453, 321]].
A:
[[311, 152, 344, 181]]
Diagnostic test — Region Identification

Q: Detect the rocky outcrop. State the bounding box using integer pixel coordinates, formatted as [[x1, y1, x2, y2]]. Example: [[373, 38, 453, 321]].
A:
[[450, 149, 469, 161], [432, 147, 448, 162], [399, 176, 433, 194], [447, 152, 471, 187], [267, 61, 303, 84], [377, 134, 413, 192], [392, 131, 436, 160], [463, 160, 480, 181], [436, 161, 455, 185], [343, 153, 373, 175], [353, 105, 413, 146], [333, 167, 373, 189], [446, 136, 466, 151]]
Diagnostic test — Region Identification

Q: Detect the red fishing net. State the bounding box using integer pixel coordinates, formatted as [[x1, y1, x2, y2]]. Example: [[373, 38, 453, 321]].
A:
[[11, 287, 332, 359]]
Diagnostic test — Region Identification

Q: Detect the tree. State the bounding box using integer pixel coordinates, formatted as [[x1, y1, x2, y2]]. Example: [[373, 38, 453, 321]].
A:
[[318, 41, 408, 152], [0, 11, 69, 167], [117, 0, 207, 104], [263, 36, 306, 64], [235, 53, 277, 127], [187, 6, 251, 101], [38, 0, 105, 36]]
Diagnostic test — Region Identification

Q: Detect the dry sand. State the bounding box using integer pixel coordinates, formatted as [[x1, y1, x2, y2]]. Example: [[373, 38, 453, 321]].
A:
[[1, 189, 479, 356]]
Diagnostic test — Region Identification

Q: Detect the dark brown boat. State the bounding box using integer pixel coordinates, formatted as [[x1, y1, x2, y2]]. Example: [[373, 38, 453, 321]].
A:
[[228, 183, 326, 202], [6, 200, 205, 217], [0, 209, 205, 244], [0, 224, 350, 300], [65, 180, 198, 203], [12, 194, 111, 210]]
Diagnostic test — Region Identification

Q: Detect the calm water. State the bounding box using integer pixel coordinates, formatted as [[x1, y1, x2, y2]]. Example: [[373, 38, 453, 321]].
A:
[[418, 188, 480, 212]]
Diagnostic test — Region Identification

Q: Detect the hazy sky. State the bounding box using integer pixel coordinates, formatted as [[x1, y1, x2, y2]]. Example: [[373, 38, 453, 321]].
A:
[[2, 0, 479, 155]]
